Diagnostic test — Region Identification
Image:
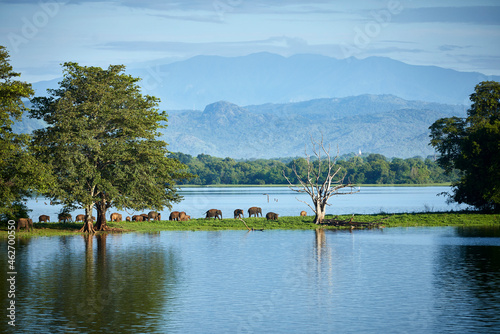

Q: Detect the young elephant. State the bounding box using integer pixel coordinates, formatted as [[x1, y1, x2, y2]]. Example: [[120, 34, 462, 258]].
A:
[[58, 213, 72, 222], [132, 215, 144, 222], [38, 215, 50, 223], [234, 209, 244, 219], [300, 211, 307, 217], [17, 218, 33, 232], [180, 214, 190, 221], [266, 212, 279, 221]]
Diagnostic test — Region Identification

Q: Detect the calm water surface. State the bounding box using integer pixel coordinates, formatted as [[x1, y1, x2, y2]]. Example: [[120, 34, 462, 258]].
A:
[[1, 227, 499, 333]]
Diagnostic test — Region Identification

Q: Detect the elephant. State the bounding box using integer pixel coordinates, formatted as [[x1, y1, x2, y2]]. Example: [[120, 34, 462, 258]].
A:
[[110, 212, 122, 222], [75, 214, 86, 222], [132, 215, 144, 222], [58, 213, 72, 222], [248, 206, 262, 217], [38, 215, 50, 223], [266, 212, 279, 221], [169, 211, 180, 221], [148, 211, 161, 221], [17, 218, 33, 232], [180, 214, 190, 221], [126, 216, 131, 221], [178, 212, 187, 221], [234, 209, 244, 219], [300, 211, 307, 217], [141, 214, 150, 221], [205, 209, 222, 220]]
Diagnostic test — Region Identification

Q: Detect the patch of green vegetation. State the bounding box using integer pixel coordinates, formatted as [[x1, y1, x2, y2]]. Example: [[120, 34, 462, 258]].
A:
[[1, 212, 498, 238]]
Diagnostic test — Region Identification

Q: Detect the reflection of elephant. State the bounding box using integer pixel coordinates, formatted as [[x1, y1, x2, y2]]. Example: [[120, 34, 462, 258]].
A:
[[266, 212, 279, 221], [148, 211, 161, 221], [110, 213, 122, 222], [169, 211, 180, 221], [132, 215, 143, 222], [58, 213, 72, 222], [180, 214, 190, 221], [234, 209, 244, 219], [205, 209, 222, 220], [17, 218, 33, 232], [75, 214, 86, 222], [39, 215, 50, 223], [248, 207, 262, 217], [300, 211, 307, 217]]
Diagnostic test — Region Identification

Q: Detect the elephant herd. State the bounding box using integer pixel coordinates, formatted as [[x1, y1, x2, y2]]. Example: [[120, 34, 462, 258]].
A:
[[200, 206, 279, 221], [15, 207, 308, 232], [110, 211, 162, 222]]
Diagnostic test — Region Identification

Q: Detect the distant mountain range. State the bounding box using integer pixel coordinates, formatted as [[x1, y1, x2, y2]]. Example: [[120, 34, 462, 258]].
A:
[[33, 53, 499, 109], [161, 95, 466, 159], [26, 53, 494, 158]]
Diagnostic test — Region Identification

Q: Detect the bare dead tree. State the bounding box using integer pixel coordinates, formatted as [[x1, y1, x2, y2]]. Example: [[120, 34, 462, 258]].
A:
[[283, 137, 359, 224]]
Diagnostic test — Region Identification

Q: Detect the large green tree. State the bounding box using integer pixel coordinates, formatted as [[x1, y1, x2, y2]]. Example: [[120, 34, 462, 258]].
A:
[[30, 62, 191, 232], [430, 81, 500, 212], [0, 45, 51, 219]]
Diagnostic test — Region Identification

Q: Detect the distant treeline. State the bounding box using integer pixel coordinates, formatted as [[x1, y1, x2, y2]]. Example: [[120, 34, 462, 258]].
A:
[[169, 152, 458, 185]]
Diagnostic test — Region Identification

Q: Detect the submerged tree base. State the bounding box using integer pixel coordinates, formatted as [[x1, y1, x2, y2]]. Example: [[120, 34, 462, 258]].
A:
[[322, 214, 392, 229]]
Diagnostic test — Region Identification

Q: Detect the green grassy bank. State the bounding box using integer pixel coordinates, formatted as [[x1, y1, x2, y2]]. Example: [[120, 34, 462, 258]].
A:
[[2, 212, 499, 238]]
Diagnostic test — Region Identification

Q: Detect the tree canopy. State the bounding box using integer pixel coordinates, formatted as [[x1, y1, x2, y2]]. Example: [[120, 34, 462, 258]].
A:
[[30, 62, 191, 232], [0, 45, 51, 220], [430, 81, 500, 212], [169, 152, 456, 186]]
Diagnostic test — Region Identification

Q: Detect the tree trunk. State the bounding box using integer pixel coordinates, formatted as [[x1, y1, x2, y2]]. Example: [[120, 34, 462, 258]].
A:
[[95, 201, 110, 231], [313, 201, 326, 224], [79, 205, 96, 233]]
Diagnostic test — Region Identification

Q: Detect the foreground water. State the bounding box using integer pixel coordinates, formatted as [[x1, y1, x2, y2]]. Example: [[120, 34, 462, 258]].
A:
[[26, 186, 469, 221], [1, 227, 499, 333]]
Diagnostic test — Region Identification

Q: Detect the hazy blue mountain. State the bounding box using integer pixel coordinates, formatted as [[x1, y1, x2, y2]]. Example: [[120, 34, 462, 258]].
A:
[[13, 94, 466, 158], [32, 53, 499, 109], [161, 95, 466, 159]]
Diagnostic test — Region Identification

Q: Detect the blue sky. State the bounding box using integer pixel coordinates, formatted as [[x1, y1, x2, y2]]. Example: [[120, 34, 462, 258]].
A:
[[0, 0, 499, 82]]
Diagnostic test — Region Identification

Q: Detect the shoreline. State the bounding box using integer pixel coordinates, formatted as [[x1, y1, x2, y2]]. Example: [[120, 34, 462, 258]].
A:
[[178, 183, 452, 188], [2, 212, 498, 238]]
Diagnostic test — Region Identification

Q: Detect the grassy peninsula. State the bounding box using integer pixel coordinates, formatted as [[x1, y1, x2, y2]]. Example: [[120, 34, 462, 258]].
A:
[[2, 212, 499, 238]]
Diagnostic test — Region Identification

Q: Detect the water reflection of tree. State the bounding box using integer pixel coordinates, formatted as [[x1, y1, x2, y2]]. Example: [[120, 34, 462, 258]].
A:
[[313, 229, 333, 286], [8, 233, 182, 333]]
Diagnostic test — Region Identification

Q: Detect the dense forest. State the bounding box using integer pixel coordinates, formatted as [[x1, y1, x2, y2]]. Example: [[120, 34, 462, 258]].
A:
[[169, 152, 458, 186]]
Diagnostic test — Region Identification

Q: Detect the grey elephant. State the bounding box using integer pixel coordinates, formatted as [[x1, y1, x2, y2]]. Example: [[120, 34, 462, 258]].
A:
[[248, 207, 262, 217], [38, 215, 50, 223], [205, 209, 222, 220], [266, 212, 279, 221]]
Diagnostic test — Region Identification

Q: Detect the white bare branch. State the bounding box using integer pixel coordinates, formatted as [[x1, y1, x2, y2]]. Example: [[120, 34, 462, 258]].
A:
[[283, 136, 359, 224]]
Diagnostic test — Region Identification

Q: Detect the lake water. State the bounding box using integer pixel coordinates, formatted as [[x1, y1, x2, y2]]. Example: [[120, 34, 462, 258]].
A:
[[25, 186, 469, 221], [1, 227, 499, 333]]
